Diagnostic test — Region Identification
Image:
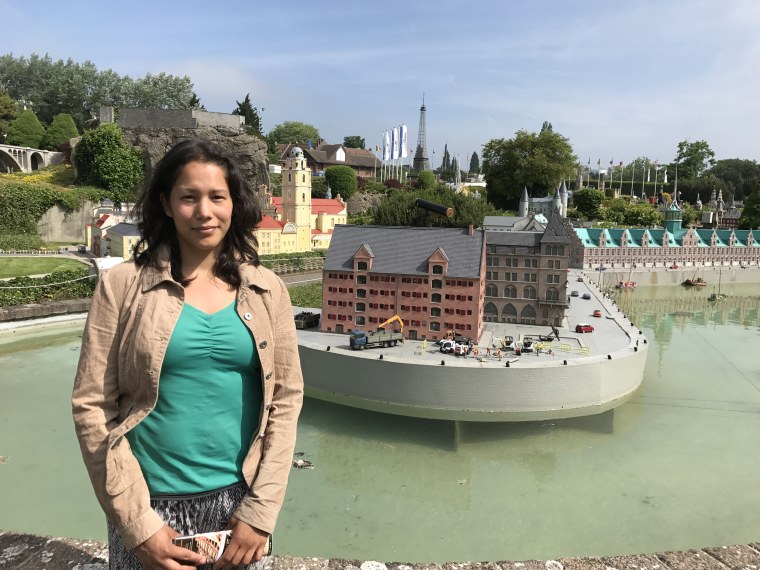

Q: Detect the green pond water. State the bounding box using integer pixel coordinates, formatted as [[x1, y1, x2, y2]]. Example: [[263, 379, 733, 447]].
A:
[[0, 283, 759, 563]]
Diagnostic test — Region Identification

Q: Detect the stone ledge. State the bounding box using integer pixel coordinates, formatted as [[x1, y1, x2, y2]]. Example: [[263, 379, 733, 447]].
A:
[[0, 299, 91, 323], [2, 532, 759, 570]]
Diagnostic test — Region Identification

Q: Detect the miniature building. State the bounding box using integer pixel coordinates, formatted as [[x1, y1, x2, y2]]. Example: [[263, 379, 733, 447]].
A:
[[276, 142, 378, 178], [254, 147, 347, 254], [107, 222, 141, 259], [570, 201, 759, 268], [321, 225, 486, 341], [519, 182, 569, 218], [484, 212, 571, 327]]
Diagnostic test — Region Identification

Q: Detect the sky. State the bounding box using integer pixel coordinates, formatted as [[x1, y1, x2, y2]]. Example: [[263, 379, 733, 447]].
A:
[[4, 0, 760, 169]]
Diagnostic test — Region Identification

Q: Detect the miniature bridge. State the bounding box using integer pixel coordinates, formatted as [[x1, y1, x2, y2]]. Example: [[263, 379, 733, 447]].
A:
[[0, 143, 63, 173]]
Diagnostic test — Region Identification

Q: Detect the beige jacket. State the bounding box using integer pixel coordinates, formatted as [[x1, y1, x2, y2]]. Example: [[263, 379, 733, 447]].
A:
[[72, 253, 304, 549]]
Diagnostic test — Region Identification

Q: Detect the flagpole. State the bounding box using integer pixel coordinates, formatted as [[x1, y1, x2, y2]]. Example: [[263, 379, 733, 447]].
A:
[[630, 160, 635, 197], [619, 162, 624, 195], [641, 159, 647, 200], [654, 163, 658, 199]]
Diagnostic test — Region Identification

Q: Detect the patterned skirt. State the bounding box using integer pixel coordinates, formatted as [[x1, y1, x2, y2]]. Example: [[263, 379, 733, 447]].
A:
[[107, 483, 270, 570]]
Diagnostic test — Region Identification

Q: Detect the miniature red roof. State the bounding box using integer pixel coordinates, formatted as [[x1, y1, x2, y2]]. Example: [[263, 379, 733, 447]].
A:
[[270, 197, 345, 216], [94, 214, 111, 228], [256, 215, 285, 230]]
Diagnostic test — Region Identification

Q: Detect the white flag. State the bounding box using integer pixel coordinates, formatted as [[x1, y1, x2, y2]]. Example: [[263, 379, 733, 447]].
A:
[[383, 131, 390, 161], [646, 168, 650, 182], [663, 170, 668, 184], [391, 126, 400, 160], [400, 124, 408, 158]]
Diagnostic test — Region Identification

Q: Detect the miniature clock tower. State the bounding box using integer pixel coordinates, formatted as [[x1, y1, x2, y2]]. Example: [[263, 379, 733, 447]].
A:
[[281, 147, 312, 251]]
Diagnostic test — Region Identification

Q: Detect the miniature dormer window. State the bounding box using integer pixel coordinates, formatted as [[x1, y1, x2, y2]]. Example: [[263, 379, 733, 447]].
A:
[[357, 261, 368, 271], [432, 264, 443, 275]]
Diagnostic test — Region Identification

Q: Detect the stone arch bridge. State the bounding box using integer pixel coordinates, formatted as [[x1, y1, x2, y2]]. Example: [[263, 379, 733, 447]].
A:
[[0, 144, 63, 173]]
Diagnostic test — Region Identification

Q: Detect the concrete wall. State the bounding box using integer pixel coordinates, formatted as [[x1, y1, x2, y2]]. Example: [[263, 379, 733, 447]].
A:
[[114, 108, 244, 130], [118, 108, 198, 129], [36, 200, 97, 243], [298, 338, 647, 421], [193, 110, 244, 129]]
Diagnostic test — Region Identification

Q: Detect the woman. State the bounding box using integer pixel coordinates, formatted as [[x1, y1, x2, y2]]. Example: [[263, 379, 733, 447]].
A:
[[72, 139, 303, 569]]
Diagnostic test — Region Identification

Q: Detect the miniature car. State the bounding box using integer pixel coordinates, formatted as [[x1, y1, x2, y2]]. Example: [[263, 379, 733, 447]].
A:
[[593, 310, 602, 318], [576, 276, 584, 282], [570, 290, 580, 297], [575, 323, 594, 333], [582, 293, 591, 300], [670, 264, 679, 269]]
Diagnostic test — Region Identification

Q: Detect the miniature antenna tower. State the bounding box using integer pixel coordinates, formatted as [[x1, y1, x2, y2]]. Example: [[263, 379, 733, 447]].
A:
[[412, 95, 430, 172]]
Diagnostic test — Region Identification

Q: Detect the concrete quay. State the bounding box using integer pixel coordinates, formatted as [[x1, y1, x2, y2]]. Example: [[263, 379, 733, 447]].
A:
[[2, 531, 760, 570]]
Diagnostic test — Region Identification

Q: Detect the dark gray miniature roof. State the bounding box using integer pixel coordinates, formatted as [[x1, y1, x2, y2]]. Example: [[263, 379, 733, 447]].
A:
[[107, 222, 140, 236], [486, 231, 542, 247], [540, 213, 571, 244], [325, 225, 484, 278]]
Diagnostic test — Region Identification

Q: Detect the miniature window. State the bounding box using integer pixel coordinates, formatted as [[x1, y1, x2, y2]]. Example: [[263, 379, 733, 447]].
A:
[[431, 293, 442, 303], [432, 264, 443, 274], [432, 279, 443, 289], [357, 261, 367, 271]]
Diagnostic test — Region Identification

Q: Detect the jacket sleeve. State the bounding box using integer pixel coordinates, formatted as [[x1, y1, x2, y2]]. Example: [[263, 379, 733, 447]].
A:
[[234, 276, 304, 533], [71, 270, 164, 549]]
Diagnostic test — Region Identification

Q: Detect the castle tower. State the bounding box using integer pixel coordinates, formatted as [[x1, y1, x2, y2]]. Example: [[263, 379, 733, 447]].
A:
[[552, 185, 562, 215], [560, 180, 568, 217], [519, 186, 529, 217], [664, 200, 683, 234], [281, 146, 312, 252], [709, 187, 717, 209], [412, 96, 430, 173]]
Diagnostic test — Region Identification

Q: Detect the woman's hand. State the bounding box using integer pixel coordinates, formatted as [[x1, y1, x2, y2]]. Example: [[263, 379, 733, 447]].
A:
[[134, 525, 207, 570], [214, 517, 269, 569]]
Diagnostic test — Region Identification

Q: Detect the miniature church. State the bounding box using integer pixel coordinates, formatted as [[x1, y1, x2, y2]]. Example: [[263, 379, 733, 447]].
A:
[[255, 147, 347, 255]]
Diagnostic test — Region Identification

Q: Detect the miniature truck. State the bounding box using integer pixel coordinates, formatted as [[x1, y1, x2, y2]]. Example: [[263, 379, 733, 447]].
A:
[[294, 311, 320, 329], [349, 329, 404, 350]]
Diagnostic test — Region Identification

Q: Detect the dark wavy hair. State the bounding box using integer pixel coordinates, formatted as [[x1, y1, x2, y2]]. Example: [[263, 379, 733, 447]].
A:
[[133, 139, 261, 286]]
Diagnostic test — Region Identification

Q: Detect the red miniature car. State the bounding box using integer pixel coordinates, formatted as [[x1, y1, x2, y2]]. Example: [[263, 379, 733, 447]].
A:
[[670, 264, 679, 269], [593, 310, 602, 318], [575, 323, 594, 333]]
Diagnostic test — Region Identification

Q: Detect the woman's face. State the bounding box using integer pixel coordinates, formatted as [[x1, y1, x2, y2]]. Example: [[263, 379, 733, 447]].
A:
[[162, 161, 233, 259]]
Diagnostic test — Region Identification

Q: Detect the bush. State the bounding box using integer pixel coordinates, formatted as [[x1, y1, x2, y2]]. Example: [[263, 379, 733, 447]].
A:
[[311, 176, 327, 198], [324, 165, 358, 201], [364, 180, 387, 194], [0, 268, 95, 307], [6, 109, 46, 148], [414, 171, 436, 191], [0, 234, 44, 250], [40, 113, 79, 150], [73, 123, 143, 202]]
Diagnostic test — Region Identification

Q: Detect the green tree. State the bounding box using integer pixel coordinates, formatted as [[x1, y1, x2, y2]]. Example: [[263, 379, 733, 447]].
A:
[[0, 53, 194, 130], [708, 158, 760, 201], [482, 128, 576, 210], [373, 186, 500, 228], [6, 109, 45, 148], [311, 176, 327, 198], [343, 135, 365, 149], [232, 93, 262, 136], [324, 165, 358, 201], [40, 113, 79, 150], [0, 89, 18, 140], [267, 121, 320, 150], [189, 92, 206, 110], [469, 151, 480, 175], [622, 204, 662, 227], [72, 123, 143, 202], [738, 183, 760, 229], [415, 170, 437, 191], [572, 187, 605, 220], [674, 139, 716, 180]]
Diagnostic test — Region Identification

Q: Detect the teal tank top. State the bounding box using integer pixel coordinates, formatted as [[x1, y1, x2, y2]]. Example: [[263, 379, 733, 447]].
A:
[[127, 301, 262, 495]]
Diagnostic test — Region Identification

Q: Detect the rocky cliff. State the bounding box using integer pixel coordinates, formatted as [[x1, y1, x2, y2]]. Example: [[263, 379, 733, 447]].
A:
[[120, 126, 269, 189]]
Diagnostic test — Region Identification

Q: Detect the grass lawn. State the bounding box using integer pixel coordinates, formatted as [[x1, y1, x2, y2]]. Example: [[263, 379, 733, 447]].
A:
[[287, 282, 322, 308], [0, 257, 87, 279]]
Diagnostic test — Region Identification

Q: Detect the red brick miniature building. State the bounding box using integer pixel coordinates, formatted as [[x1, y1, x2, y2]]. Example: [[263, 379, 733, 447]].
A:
[[321, 225, 486, 341]]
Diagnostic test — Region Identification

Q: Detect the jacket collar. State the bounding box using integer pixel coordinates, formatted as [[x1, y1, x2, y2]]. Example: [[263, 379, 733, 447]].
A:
[[139, 245, 271, 292]]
